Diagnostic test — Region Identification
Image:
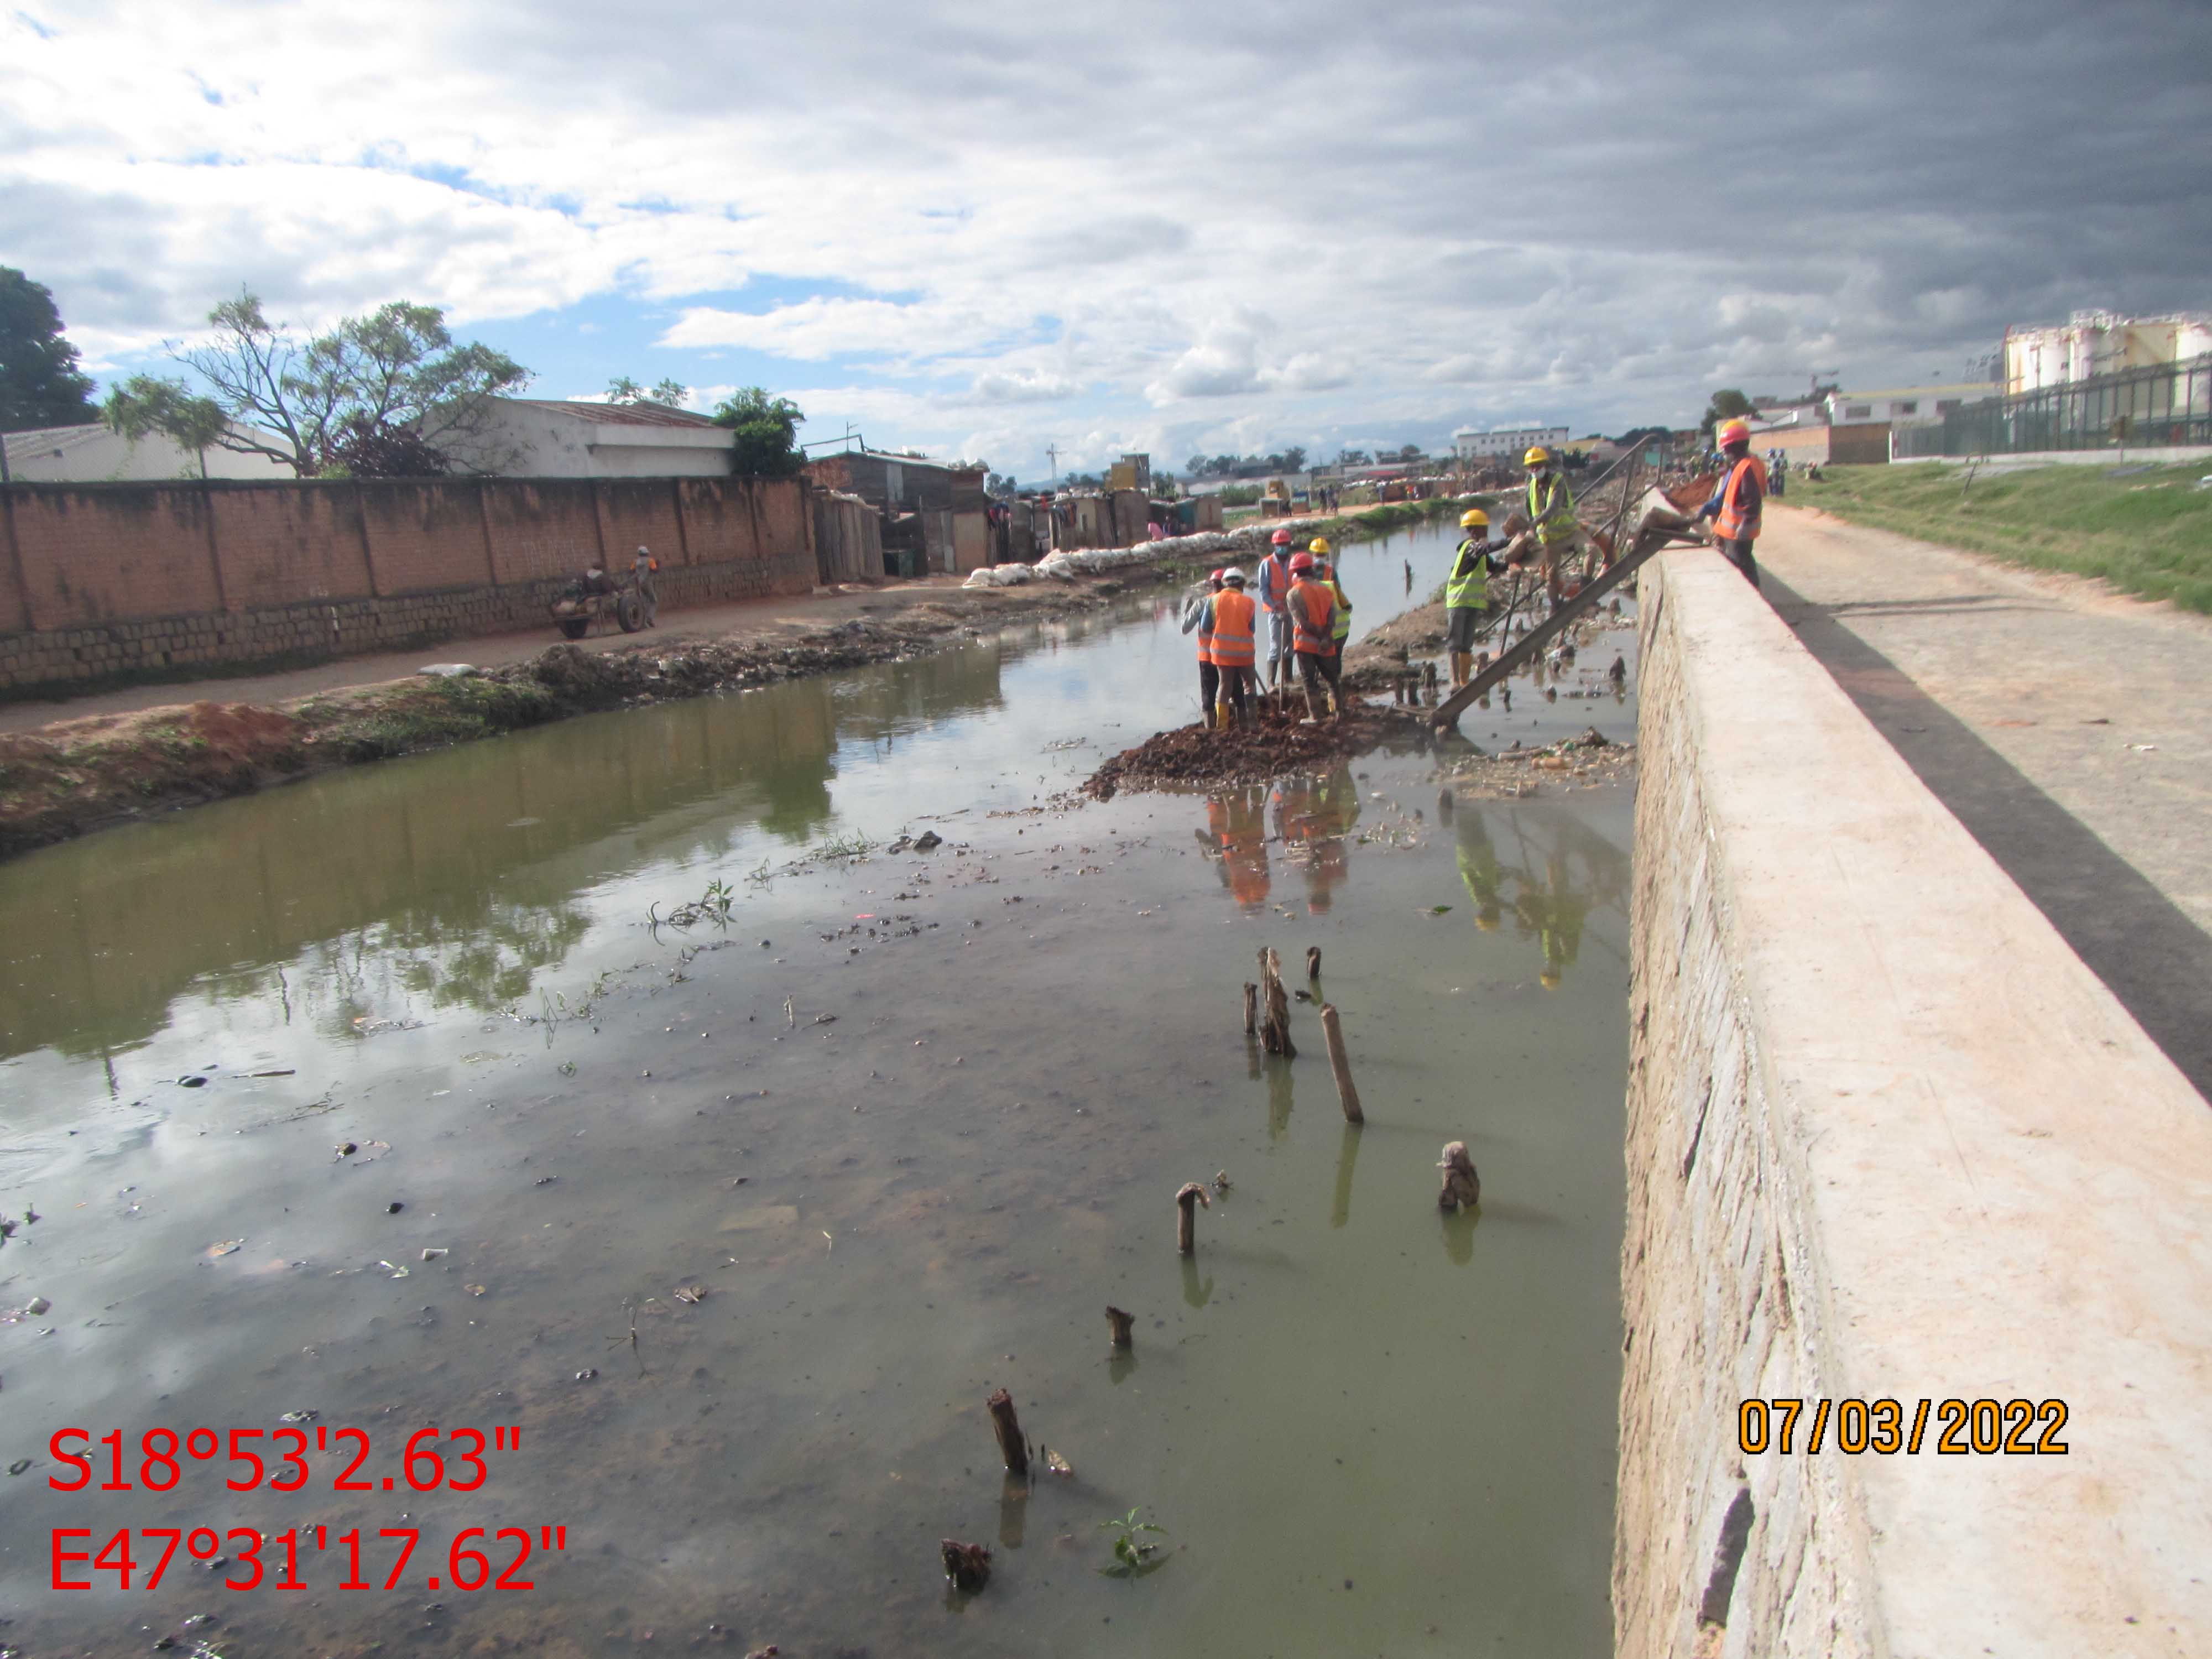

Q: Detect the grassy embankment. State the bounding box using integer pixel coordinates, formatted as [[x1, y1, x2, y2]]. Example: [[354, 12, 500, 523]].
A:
[[1792, 461, 2212, 613]]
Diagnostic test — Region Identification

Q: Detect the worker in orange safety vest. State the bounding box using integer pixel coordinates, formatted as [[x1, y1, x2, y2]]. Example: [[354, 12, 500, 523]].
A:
[[1695, 418, 1768, 587], [1285, 549, 1341, 721], [1208, 568, 1258, 727]]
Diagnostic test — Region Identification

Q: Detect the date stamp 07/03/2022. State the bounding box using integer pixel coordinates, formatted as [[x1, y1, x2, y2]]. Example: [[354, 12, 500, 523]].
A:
[[1737, 1397, 2070, 1458]]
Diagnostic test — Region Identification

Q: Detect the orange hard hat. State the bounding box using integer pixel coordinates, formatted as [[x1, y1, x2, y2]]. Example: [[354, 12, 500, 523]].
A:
[[1289, 551, 1315, 573], [1718, 418, 1751, 447], [1208, 567, 1226, 585], [1270, 528, 1293, 545]]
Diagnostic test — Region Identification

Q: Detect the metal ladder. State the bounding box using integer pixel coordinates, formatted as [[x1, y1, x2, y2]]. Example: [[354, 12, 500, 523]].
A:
[[1428, 523, 1703, 732]]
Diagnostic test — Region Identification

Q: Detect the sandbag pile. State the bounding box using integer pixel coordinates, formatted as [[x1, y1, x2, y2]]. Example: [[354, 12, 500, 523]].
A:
[[961, 516, 1334, 588]]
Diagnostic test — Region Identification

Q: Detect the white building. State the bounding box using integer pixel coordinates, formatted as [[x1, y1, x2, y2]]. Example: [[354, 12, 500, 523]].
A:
[[2004, 311, 2212, 395], [463, 399, 735, 477], [1451, 424, 1571, 461], [1, 422, 293, 483], [1822, 383, 1996, 430]]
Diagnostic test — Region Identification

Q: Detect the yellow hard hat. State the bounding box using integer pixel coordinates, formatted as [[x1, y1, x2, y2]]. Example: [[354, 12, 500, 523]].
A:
[[1460, 508, 1489, 529], [1308, 537, 1332, 555], [1523, 446, 1550, 468]]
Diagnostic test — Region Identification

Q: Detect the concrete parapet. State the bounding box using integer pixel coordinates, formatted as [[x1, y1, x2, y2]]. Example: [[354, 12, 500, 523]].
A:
[[1620, 550, 2212, 1657]]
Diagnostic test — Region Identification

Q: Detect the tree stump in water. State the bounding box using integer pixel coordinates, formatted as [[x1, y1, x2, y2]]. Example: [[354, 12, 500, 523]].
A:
[[985, 1389, 1029, 1477], [1175, 1181, 1211, 1254], [1243, 982, 1258, 1036], [1105, 1305, 1135, 1348], [1258, 947, 1295, 1056], [1319, 1003, 1364, 1124], [1438, 1141, 1481, 1210], [1306, 945, 1322, 981], [940, 1538, 992, 1592]]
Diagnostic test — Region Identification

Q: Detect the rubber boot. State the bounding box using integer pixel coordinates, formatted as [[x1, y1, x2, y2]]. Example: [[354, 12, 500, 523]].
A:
[[1212, 701, 1228, 731]]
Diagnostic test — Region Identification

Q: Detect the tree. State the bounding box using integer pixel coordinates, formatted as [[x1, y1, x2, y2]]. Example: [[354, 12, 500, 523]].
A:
[[1396, 443, 1423, 462], [1, 268, 97, 432], [1184, 453, 1209, 477], [1336, 448, 1371, 467], [608, 375, 690, 406], [1281, 445, 1307, 473], [324, 414, 453, 478], [103, 289, 530, 475], [1699, 388, 1756, 435], [708, 385, 806, 477]]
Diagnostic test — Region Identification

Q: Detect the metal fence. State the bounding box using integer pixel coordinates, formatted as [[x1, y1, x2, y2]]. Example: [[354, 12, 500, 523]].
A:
[[1894, 353, 2212, 458]]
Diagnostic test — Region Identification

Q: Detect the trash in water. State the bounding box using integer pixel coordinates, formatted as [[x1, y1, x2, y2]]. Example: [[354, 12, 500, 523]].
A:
[[206, 1240, 243, 1258], [674, 1284, 708, 1305], [178, 1076, 208, 1088], [420, 1248, 448, 1261], [385, 1201, 405, 1213], [914, 830, 944, 851], [278, 1410, 318, 1424], [575, 1369, 598, 1383], [1044, 1447, 1074, 1478], [379, 1261, 410, 1279], [250, 1069, 296, 1078]]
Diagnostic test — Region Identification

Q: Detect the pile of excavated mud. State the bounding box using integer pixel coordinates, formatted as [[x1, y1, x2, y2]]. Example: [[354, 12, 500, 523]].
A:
[[1083, 696, 1431, 799]]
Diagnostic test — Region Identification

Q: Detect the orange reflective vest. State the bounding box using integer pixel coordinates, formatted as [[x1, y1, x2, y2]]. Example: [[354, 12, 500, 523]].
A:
[[1196, 594, 1217, 663], [1713, 455, 1768, 541], [1288, 578, 1335, 654], [1209, 588, 1256, 666]]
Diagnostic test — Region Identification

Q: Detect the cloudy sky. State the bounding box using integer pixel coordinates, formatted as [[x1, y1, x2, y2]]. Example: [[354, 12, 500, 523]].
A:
[[4, 0, 2207, 480]]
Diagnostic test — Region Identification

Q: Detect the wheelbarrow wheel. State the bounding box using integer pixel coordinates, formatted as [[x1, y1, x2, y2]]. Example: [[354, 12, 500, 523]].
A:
[[615, 592, 645, 633], [558, 618, 589, 640]]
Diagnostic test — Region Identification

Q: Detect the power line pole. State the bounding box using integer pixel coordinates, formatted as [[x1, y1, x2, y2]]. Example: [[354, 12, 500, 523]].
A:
[[1045, 442, 1062, 481]]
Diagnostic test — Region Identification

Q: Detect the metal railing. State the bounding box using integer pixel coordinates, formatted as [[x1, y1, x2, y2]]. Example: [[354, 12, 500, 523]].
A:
[[1895, 353, 2212, 458]]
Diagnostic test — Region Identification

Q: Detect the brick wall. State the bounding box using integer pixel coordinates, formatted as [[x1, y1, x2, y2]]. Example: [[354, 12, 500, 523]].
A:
[[0, 474, 816, 697]]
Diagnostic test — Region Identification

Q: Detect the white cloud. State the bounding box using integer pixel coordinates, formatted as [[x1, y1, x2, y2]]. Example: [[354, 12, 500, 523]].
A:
[[3, 0, 2205, 479]]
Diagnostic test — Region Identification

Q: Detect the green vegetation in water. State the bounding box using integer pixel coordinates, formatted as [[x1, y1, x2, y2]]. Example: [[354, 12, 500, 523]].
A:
[[1794, 461, 2212, 613], [1098, 1507, 1168, 1579], [650, 877, 738, 931]]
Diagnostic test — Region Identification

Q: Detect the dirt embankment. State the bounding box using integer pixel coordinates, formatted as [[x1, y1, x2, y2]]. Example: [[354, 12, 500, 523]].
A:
[[0, 570, 1178, 862], [1083, 695, 1437, 799]]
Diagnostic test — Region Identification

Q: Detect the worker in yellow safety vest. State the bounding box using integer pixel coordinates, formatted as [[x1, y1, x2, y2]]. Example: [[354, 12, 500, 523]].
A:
[[1208, 568, 1258, 727], [1695, 419, 1768, 587], [1523, 446, 1578, 608], [1444, 507, 1519, 688]]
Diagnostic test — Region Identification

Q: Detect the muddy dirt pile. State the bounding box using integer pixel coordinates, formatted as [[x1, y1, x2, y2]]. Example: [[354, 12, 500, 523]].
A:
[[1438, 725, 1637, 799], [1083, 698, 1431, 799]]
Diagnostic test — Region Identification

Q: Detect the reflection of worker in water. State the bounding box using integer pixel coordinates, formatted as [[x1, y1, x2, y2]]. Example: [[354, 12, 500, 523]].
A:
[[1274, 766, 1360, 914], [1453, 808, 1506, 932], [1197, 786, 1272, 911], [1513, 852, 1589, 988]]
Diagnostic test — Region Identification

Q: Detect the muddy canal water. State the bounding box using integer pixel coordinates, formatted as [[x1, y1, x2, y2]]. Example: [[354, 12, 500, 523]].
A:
[[1, 524, 1635, 1658]]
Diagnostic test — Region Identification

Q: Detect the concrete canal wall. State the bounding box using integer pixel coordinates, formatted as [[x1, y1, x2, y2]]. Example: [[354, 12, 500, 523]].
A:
[[0, 474, 816, 696], [1619, 551, 2212, 1657]]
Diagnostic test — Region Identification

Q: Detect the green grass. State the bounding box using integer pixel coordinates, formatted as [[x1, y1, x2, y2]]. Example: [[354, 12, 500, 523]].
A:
[[1792, 461, 2212, 613]]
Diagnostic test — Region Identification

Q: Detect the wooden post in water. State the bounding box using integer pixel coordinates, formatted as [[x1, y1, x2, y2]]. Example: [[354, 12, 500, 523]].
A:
[[1306, 945, 1322, 981], [985, 1389, 1029, 1478], [1175, 1182, 1211, 1254], [1258, 947, 1295, 1057], [1105, 1305, 1135, 1348], [1437, 1141, 1481, 1210], [1243, 982, 1259, 1036], [1319, 1003, 1364, 1124]]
